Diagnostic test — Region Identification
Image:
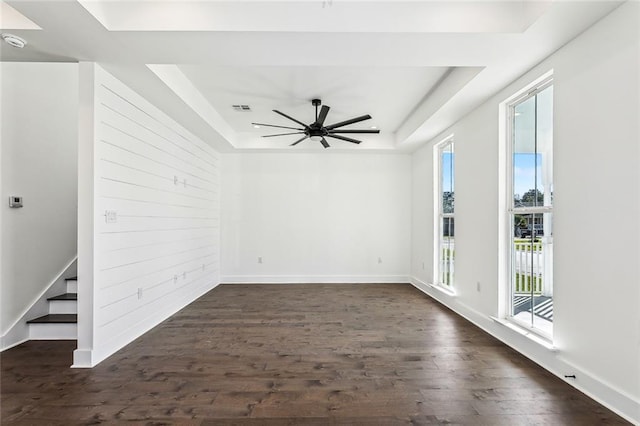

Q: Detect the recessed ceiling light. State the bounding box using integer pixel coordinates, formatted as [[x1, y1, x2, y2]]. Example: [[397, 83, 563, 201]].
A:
[[1, 33, 27, 49]]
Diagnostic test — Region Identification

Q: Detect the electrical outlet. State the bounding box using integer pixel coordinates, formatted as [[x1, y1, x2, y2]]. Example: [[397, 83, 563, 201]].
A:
[[258, 256, 263, 264], [476, 281, 481, 292], [105, 210, 117, 223], [173, 274, 178, 284], [137, 287, 143, 300], [8, 196, 23, 208], [378, 257, 382, 264]]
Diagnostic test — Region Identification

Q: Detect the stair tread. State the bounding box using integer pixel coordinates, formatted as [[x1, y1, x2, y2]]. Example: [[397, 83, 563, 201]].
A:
[[27, 314, 77, 324], [48, 293, 78, 301], [65, 276, 77, 281]]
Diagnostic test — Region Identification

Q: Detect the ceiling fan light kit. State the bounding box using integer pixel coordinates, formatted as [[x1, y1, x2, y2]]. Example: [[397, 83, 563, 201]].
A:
[[252, 99, 380, 149]]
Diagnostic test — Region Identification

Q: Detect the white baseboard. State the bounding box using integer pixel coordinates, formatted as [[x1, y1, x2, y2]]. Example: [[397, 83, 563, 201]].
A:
[[409, 276, 640, 425], [73, 279, 220, 368], [220, 275, 410, 284], [71, 349, 93, 368], [0, 322, 29, 351]]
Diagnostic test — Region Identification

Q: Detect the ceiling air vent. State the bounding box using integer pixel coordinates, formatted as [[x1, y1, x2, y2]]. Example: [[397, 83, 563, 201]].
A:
[[232, 104, 251, 112]]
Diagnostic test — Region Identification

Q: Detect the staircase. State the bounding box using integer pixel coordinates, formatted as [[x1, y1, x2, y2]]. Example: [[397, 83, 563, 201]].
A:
[[26, 277, 77, 339]]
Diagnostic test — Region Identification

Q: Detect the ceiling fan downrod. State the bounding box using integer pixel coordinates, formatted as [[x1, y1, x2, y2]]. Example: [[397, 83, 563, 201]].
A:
[[312, 98, 321, 122]]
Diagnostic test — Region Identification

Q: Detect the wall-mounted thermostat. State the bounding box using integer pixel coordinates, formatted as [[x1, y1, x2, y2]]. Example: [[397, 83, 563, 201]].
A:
[[9, 196, 23, 208]]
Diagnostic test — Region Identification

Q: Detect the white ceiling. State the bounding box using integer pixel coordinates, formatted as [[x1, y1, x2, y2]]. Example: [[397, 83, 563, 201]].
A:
[[0, 0, 624, 152]]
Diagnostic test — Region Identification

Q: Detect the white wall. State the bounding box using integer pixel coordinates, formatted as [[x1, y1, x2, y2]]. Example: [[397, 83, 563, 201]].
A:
[[74, 64, 220, 367], [410, 3, 639, 422], [221, 153, 411, 283], [1, 63, 78, 338]]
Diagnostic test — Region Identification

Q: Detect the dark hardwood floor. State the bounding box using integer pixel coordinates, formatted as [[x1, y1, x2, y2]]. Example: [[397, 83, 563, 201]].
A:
[[1, 284, 630, 425]]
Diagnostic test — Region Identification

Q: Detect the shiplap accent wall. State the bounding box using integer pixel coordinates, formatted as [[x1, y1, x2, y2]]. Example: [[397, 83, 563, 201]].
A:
[[75, 64, 220, 367]]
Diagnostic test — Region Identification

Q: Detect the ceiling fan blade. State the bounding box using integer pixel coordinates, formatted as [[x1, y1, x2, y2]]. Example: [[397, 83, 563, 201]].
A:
[[329, 129, 380, 134], [324, 114, 372, 130], [273, 110, 310, 129], [262, 132, 306, 138], [290, 135, 309, 146], [317, 105, 330, 126], [326, 134, 361, 144], [320, 137, 330, 149], [252, 122, 303, 131]]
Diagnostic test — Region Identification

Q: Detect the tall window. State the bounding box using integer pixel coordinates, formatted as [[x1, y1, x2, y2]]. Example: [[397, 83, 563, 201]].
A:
[[435, 138, 455, 287], [508, 77, 553, 336]]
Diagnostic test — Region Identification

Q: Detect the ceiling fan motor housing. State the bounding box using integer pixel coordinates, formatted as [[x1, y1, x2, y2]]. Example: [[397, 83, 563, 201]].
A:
[[308, 125, 327, 137]]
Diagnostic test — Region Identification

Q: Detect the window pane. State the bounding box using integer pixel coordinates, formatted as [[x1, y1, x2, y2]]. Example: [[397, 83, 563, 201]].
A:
[[440, 216, 454, 286], [442, 145, 454, 214], [536, 86, 553, 207], [436, 140, 454, 288], [511, 212, 553, 335], [513, 85, 553, 209]]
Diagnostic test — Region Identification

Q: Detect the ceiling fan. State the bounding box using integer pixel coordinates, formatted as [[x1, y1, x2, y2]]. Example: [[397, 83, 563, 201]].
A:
[[252, 99, 380, 148]]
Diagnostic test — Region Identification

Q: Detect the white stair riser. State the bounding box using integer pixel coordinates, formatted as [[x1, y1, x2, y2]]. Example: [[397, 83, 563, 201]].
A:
[[29, 323, 77, 340], [49, 300, 77, 314], [66, 280, 77, 293]]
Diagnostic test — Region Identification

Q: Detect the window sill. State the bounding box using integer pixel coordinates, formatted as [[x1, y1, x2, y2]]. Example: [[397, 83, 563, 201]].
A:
[[490, 316, 556, 351], [429, 283, 456, 297]]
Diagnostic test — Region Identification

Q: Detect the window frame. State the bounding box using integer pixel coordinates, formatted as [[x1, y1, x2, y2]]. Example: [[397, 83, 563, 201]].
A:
[[504, 74, 554, 339], [433, 135, 455, 289]]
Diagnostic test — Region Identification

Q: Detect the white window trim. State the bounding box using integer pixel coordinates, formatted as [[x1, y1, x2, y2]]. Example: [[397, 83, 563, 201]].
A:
[[433, 135, 455, 289], [499, 71, 554, 343]]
